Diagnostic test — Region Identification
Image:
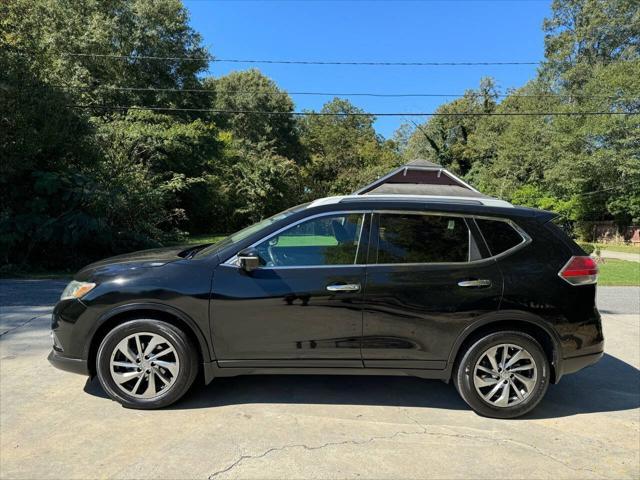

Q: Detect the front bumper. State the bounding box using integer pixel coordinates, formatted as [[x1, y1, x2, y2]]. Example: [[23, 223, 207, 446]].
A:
[[48, 349, 89, 376]]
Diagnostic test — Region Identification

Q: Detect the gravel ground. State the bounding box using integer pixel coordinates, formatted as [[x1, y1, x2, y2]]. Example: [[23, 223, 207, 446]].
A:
[[0, 280, 638, 480]]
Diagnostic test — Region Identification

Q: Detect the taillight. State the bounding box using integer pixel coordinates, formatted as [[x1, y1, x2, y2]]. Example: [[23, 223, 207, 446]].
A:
[[558, 256, 598, 285]]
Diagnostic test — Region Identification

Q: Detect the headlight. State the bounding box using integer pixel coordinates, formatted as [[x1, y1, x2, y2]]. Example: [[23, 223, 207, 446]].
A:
[[60, 280, 96, 300]]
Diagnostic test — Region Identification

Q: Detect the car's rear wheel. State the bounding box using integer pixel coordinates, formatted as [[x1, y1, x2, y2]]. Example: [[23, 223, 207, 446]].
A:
[[454, 331, 549, 419], [96, 319, 198, 409]]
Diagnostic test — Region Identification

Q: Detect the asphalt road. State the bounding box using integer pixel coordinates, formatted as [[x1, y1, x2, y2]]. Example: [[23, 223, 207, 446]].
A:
[[0, 280, 638, 479]]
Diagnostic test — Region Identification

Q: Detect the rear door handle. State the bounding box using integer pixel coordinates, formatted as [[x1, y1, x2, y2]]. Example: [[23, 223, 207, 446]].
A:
[[326, 283, 361, 292], [458, 279, 492, 288]]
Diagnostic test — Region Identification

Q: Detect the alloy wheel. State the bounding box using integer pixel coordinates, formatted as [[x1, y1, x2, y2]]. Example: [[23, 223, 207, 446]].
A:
[[473, 343, 538, 408], [109, 332, 180, 399]]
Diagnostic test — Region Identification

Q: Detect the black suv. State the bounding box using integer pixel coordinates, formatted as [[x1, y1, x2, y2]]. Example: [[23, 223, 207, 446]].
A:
[[49, 195, 603, 418]]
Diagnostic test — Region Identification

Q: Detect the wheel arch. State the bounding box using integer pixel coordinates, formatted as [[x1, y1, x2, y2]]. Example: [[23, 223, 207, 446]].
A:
[[85, 303, 212, 376], [448, 313, 561, 383]]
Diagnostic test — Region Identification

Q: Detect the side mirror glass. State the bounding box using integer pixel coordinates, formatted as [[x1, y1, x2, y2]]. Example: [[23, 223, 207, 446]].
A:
[[237, 248, 261, 273]]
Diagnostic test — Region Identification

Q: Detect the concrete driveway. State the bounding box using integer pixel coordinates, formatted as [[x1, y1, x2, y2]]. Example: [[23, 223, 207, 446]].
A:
[[599, 249, 640, 263], [1, 280, 638, 479]]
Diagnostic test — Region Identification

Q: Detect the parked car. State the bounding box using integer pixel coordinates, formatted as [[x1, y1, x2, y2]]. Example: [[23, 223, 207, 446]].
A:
[[49, 194, 603, 418]]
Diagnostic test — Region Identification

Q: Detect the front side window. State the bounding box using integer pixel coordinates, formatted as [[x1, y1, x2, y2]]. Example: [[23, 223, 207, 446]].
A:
[[375, 213, 470, 264], [255, 214, 364, 267]]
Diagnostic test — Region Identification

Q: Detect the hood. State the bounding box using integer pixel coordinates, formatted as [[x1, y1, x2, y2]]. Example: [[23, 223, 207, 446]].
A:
[[76, 245, 195, 280]]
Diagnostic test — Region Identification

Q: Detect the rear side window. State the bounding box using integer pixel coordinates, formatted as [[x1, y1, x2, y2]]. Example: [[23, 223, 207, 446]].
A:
[[376, 214, 469, 264], [476, 219, 524, 256]]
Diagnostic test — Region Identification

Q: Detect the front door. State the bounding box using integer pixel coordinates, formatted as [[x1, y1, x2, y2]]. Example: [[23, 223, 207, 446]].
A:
[[362, 211, 503, 369], [211, 212, 369, 367]]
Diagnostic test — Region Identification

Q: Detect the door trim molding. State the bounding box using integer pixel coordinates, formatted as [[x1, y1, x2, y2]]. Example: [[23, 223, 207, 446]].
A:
[[203, 362, 448, 384], [217, 359, 364, 368]]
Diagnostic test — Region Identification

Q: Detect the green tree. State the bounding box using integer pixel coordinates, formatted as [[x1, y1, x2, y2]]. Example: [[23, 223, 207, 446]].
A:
[[542, 0, 640, 91], [94, 110, 228, 233], [540, 0, 640, 223], [404, 78, 498, 176], [464, 81, 563, 200], [229, 152, 302, 227], [2, 0, 209, 110], [1, 0, 221, 269], [410, 0, 640, 228], [299, 98, 401, 197], [204, 69, 304, 161], [0, 39, 99, 267]]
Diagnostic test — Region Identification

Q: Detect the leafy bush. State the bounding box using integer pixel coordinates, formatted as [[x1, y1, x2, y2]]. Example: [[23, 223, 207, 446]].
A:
[[578, 242, 595, 255], [229, 152, 303, 228]]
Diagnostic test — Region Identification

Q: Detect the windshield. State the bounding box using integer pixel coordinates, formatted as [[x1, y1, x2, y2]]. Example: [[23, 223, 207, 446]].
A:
[[196, 202, 310, 257]]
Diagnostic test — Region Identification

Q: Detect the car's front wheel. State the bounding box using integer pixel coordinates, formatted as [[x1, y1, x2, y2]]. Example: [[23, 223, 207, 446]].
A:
[[96, 319, 198, 409], [454, 331, 550, 419]]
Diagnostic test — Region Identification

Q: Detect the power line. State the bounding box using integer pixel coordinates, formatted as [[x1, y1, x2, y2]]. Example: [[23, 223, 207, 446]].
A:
[[66, 104, 640, 116], [213, 59, 539, 66], [60, 52, 538, 66], [61, 52, 210, 62], [49, 85, 633, 100]]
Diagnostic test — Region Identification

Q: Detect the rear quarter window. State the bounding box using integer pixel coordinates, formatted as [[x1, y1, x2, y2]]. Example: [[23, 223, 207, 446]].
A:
[[476, 218, 524, 257]]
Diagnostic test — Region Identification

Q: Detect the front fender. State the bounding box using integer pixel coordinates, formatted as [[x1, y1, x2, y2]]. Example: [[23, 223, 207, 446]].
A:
[[84, 302, 214, 362]]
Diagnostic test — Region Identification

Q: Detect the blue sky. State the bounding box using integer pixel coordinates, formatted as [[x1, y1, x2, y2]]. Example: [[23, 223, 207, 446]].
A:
[[185, 0, 551, 138]]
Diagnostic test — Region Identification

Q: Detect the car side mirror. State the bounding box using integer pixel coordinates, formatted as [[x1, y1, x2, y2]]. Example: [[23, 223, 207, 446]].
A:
[[237, 248, 261, 273]]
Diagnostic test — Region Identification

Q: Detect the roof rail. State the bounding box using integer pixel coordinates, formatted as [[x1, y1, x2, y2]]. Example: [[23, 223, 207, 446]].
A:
[[308, 194, 513, 209]]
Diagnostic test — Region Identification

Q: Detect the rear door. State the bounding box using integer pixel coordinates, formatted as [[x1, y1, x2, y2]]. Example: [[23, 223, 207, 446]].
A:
[[211, 211, 370, 367], [361, 211, 504, 369]]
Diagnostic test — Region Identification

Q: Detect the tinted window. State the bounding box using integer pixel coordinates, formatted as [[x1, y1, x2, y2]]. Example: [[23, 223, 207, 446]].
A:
[[476, 219, 523, 256], [255, 214, 364, 267], [376, 214, 469, 264]]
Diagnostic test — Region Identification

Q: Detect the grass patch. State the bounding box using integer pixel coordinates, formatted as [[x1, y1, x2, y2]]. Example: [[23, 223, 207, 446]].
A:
[[598, 259, 640, 286], [596, 243, 640, 254]]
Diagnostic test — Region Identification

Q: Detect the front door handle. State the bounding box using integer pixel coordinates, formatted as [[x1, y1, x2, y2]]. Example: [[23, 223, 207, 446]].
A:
[[326, 283, 361, 292], [458, 279, 492, 288]]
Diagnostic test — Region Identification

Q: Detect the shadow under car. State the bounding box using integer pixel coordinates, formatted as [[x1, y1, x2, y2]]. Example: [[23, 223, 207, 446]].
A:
[[84, 353, 639, 419]]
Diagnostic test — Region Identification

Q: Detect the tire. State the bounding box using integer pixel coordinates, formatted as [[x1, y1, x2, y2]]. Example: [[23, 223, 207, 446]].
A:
[[454, 331, 549, 419], [96, 319, 198, 409]]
